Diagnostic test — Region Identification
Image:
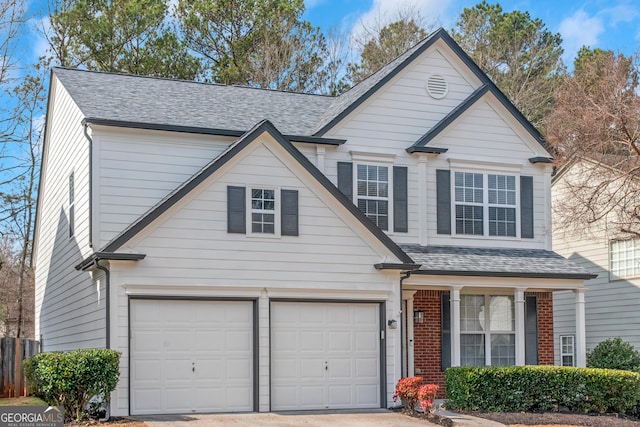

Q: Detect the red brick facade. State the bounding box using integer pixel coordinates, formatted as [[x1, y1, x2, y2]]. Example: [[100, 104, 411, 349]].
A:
[[411, 290, 555, 395]]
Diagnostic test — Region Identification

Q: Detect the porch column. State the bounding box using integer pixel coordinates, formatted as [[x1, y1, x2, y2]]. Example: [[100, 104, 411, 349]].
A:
[[402, 290, 417, 377], [575, 289, 587, 367], [450, 286, 462, 367], [514, 288, 526, 366]]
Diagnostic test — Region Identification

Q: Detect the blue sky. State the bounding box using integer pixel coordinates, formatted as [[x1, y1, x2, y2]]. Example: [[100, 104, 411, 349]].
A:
[[303, 0, 640, 66]]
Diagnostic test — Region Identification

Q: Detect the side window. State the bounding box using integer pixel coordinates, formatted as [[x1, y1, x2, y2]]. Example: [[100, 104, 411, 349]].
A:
[[560, 335, 575, 366], [68, 172, 75, 238], [610, 239, 640, 279], [356, 164, 389, 231], [488, 174, 516, 237]]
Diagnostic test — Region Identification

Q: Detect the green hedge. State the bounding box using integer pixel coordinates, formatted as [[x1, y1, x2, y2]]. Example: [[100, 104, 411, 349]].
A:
[[24, 349, 120, 421], [446, 365, 640, 415]]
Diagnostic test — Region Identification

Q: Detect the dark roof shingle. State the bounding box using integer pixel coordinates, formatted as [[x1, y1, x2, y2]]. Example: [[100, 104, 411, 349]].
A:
[[401, 245, 595, 280]]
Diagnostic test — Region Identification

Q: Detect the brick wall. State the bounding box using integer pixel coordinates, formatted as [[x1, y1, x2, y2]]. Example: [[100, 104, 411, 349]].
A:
[[529, 291, 554, 365], [412, 290, 446, 395], [411, 289, 556, 396]]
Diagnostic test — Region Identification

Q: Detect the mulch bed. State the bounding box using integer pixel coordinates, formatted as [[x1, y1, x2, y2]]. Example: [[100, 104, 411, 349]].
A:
[[65, 417, 147, 426], [459, 410, 640, 426]]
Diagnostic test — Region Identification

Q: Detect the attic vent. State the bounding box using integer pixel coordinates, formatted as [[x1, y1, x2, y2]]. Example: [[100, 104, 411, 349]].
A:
[[426, 74, 448, 99]]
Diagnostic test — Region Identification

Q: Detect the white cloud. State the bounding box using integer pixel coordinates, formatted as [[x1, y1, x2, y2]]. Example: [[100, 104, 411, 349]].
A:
[[350, 0, 450, 51], [26, 15, 51, 66], [558, 9, 604, 65], [304, 0, 327, 10]]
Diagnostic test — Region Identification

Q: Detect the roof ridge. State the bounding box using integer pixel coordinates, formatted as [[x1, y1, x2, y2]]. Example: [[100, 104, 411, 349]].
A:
[[52, 66, 335, 98]]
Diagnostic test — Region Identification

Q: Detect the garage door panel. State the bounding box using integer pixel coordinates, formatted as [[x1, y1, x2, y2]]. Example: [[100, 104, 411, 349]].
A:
[[356, 384, 379, 405], [130, 299, 253, 415], [300, 331, 323, 351], [271, 302, 380, 411], [227, 330, 252, 351], [355, 358, 378, 377], [355, 331, 378, 351]]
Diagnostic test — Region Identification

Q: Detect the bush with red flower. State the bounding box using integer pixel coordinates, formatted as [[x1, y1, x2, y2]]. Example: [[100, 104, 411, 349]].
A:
[[393, 376, 439, 414]]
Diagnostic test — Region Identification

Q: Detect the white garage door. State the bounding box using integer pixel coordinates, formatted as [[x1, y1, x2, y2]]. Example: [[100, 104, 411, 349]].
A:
[[270, 302, 381, 410], [130, 299, 253, 415]]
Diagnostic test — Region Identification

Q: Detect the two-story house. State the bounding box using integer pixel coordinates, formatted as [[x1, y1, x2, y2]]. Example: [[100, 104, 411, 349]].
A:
[[34, 28, 593, 416], [553, 155, 640, 365]]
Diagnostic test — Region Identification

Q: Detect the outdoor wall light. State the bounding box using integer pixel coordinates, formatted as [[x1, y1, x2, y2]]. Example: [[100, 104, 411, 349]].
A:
[[387, 319, 398, 329], [414, 310, 425, 324]]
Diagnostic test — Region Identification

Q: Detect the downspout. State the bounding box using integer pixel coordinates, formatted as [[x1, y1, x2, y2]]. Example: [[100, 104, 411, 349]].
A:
[[399, 271, 411, 378], [93, 259, 110, 349], [93, 258, 111, 421], [83, 122, 93, 249]]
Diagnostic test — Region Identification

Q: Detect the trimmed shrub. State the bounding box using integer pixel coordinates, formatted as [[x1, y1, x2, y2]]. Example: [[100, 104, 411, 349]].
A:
[[587, 337, 640, 372], [446, 365, 640, 415], [24, 348, 120, 421]]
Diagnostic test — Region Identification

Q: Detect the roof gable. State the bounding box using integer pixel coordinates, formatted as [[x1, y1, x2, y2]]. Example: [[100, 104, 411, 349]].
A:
[[102, 120, 413, 263], [315, 27, 547, 152]]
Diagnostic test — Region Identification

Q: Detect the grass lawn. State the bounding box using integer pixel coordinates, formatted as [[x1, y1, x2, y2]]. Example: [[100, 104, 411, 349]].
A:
[[0, 396, 48, 406]]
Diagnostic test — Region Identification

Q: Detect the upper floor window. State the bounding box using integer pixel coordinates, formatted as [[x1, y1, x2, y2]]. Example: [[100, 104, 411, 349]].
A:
[[454, 172, 517, 237], [460, 294, 515, 367], [610, 239, 640, 279], [68, 172, 75, 238], [251, 189, 275, 234], [356, 164, 389, 231]]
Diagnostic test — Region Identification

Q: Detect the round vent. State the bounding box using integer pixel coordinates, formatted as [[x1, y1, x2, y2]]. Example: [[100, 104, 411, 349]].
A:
[[426, 74, 448, 99]]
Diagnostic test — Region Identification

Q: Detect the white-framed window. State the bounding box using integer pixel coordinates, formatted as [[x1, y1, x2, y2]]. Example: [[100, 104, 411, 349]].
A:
[[356, 164, 389, 231], [460, 294, 515, 366], [610, 239, 640, 279], [560, 335, 575, 366], [454, 171, 518, 237], [250, 188, 276, 235], [68, 172, 75, 238]]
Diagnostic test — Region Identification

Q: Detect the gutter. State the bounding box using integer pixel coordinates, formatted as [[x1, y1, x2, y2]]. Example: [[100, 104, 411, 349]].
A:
[[83, 123, 93, 248], [399, 271, 411, 377]]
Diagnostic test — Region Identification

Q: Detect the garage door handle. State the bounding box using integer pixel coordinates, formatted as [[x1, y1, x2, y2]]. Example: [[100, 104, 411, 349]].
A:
[[325, 361, 328, 371]]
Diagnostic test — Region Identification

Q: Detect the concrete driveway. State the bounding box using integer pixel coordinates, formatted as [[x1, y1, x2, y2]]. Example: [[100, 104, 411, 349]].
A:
[[132, 409, 440, 426]]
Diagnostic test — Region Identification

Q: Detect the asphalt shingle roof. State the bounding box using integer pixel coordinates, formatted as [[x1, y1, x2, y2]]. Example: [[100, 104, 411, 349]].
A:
[[401, 245, 595, 279], [53, 68, 335, 136]]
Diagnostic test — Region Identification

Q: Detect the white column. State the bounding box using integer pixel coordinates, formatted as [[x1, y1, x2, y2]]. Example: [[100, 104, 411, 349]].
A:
[[575, 289, 587, 367], [451, 286, 462, 367], [403, 290, 417, 377], [514, 288, 526, 365], [418, 158, 428, 246]]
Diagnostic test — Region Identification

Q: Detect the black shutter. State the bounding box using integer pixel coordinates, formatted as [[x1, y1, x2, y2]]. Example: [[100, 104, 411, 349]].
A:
[[525, 294, 538, 365], [393, 166, 408, 232], [436, 170, 451, 234], [227, 186, 246, 233], [281, 189, 299, 236], [441, 292, 451, 370], [337, 162, 353, 201], [520, 176, 534, 238]]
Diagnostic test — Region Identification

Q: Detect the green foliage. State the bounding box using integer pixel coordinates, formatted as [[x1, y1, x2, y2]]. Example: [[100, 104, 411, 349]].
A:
[[446, 365, 640, 415], [48, 0, 201, 79], [348, 18, 427, 85], [24, 349, 120, 421], [175, 0, 329, 92], [587, 338, 640, 372], [451, 1, 564, 129]]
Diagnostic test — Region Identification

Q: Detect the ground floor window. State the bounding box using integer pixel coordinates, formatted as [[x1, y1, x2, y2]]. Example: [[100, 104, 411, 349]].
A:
[[460, 294, 515, 366], [560, 335, 575, 366]]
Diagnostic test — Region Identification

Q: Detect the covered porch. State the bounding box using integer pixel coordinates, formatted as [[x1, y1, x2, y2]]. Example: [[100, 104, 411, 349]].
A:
[[396, 245, 596, 387]]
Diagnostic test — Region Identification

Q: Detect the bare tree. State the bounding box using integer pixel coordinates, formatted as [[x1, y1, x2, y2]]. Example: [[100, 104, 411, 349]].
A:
[[346, 5, 435, 85], [547, 48, 640, 237]]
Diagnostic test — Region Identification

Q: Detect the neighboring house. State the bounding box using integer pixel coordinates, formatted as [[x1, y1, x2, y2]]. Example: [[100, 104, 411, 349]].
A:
[[34, 28, 593, 416], [553, 155, 640, 365]]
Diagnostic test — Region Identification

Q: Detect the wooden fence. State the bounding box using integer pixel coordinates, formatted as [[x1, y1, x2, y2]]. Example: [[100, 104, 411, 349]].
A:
[[0, 337, 39, 397]]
